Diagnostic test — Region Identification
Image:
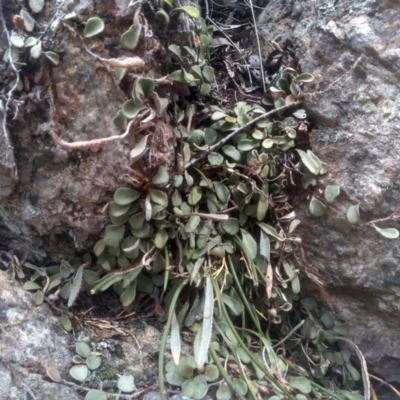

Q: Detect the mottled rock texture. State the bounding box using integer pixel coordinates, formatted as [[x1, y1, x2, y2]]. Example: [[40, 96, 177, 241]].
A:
[[256, 0, 400, 389], [0, 271, 162, 399]]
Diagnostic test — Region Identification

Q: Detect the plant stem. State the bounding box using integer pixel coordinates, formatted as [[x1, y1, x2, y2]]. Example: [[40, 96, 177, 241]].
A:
[[158, 278, 189, 400], [209, 274, 296, 400], [226, 254, 262, 333]]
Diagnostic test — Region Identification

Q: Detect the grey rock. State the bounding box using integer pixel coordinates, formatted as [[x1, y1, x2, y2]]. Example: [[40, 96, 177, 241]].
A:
[[255, 0, 400, 388]]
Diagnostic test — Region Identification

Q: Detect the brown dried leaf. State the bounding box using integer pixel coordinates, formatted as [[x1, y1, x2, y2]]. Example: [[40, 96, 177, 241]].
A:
[[285, 94, 296, 105], [13, 15, 25, 31]]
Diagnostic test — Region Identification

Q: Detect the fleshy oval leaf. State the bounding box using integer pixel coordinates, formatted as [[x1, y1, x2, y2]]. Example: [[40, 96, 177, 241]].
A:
[[373, 226, 399, 239], [117, 375, 136, 393], [69, 365, 88, 382], [44, 51, 60, 65], [114, 187, 140, 205], [324, 185, 340, 203], [309, 197, 327, 217], [29, 0, 44, 13], [152, 166, 169, 187], [346, 204, 360, 224], [85, 390, 108, 400], [121, 24, 141, 50], [83, 17, 105, 38], [129, 135, 149, 164]]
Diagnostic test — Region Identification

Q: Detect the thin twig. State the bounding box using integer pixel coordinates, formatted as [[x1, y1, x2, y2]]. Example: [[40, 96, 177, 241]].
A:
[[183, 101, 302, 170], [369, 374, 400, 398], [38, 0, 67, 40], [248, 0, 266, 92], [367, 204, 400, 226], [21, 382, 38, 400], [205, 16, 253, 85], [61, 380, 155, 399]]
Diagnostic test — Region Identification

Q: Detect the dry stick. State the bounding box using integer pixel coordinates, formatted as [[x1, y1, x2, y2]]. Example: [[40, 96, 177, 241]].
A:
[[205, 16, 253, 85], [369, 374, 400, 398], [183, 101, 302, 170], [248, 0, 266, 93], [48, 119, 138, 150]]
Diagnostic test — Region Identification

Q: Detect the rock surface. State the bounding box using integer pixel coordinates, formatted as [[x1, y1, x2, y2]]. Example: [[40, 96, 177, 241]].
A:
[[0, 270, 163, 399], [256, 0, 400, 393]]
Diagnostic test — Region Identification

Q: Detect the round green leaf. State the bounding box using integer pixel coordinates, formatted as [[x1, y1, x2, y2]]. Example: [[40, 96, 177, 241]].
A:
[[205, 364, 219, 382], [122, 99, 145, 119], [185, 216, 201, 233], [33, 290, 43, 305], [166, 369, 186, 386], [300, 297, 318, 311], [191, 375, 208, 399], [152, 166, 169, 187], [216, 383, 232, 400], [333, 323, 349, 336], [69, 365, 88, 382], [346, 204, 360, 224], [114, 187, 140, 205], [24, 36, 38, 47], [30, 42, 42, 59], [149, 189, 168, 207], [83, 17, 105, 38], [21, 10, 35, 31], [134, 77, 155, 100], [85, 390, 107, 400], [222, 145, 241, 162], [117, 375, 136, 393], [200, 83, 211, 96], [154, 229, 169, 249], [120, 283, 137, 307], [309, 197, 327, 217], [103, 225, 125, 248], [113, 110, 127, 130], [321, 312, 334, 329], [109, 201, 130, 217], [129, 135, 149, 164], [10, 34, 25, 49], [373, 226, 399, 239], [29, 0, 44, 13], [292, 109, 307, 119], [202, 66, 215, 82], [76, 342, 91, 358], [296, 73, 314, 83], [61, 315, 72, 332], [234, 378, 247, 396], [86, 356, 101, 370], [290, 376, 312, 394], [208, 152, 224, 166], [324, 185, 340, 203], [44, 51, 60, 65], [155, 9, 170, 24], [121, 24, 141, 50], [220, 218, 239, 235], [188, 187, 202, 205]]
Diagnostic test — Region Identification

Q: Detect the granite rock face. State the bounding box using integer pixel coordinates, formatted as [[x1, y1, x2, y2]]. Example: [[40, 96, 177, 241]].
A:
[[0, 0, 174, 262], [257, 0, 400, 389], [0, 271, 162, 399]]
